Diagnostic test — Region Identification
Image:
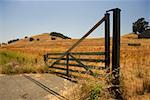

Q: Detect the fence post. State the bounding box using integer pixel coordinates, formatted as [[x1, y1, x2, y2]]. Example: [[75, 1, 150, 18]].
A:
[[112, 8, 121, 84], [35, 58, 37, 64], [66, 53, 69, 77], [112, 8, 122, 99], [105, 13, 110, 73], [23, 58, 25, 62]]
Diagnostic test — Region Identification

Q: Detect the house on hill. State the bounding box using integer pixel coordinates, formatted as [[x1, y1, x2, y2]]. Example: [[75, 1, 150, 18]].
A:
[[138, 29, 150, 38]]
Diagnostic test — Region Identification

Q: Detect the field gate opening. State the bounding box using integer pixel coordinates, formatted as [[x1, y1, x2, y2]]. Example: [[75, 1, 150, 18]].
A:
[[44, 8, 121, 86]]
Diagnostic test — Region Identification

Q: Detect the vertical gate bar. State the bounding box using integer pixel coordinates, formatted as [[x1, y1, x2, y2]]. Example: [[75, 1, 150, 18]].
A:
[[105, 13, 110, 73], [112, 8, 121, 84], [66, 53, 69, 77], [111, 8, 122, 99]]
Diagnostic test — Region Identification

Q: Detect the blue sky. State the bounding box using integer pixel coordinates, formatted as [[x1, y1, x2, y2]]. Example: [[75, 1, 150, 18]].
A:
[[0, 0, 149, 43]]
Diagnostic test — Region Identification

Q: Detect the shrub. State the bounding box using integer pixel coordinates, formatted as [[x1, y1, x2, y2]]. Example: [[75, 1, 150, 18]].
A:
[[51, 37, 56, 40], [37, 38, 40, 41], [90, 84, 101, 100], [8, 39, 19, 44], [2, 43, 7, 45], [29, 37, 34, 41]]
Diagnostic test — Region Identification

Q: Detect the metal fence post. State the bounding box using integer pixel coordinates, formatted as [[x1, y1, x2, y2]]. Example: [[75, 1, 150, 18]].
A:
[[112, 8, 122, 99], [112, 8, 121, 84], [66, 53, 69, 77], [105, 13, 110, 73]]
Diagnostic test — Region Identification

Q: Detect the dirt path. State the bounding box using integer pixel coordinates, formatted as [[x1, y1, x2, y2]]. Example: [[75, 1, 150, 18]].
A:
[[0, 74, 76, 100]]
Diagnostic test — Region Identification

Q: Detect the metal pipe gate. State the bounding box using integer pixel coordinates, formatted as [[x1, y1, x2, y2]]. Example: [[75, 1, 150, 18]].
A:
[[44, 8, 121, 86]]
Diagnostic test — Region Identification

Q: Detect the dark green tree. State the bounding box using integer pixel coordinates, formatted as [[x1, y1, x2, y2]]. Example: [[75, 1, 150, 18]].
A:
[[132, 18, 149, 34]]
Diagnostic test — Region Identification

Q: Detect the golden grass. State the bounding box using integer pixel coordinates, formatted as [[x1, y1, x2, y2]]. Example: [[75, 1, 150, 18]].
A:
[[0, 49, 48, 74], [120, 46, 150, 99], [1, 33, 150, 99]]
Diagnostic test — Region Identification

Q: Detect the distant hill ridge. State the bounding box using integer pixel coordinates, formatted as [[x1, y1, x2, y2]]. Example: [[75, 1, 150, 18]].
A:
[[5, 32, 71, 45]]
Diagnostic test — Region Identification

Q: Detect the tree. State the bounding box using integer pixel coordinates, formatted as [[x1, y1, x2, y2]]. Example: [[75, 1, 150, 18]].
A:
[[29, 37, 34, 41], [37, 38, 40, 41], [8, 38, 19, 44], [132, 18, 149, 34]]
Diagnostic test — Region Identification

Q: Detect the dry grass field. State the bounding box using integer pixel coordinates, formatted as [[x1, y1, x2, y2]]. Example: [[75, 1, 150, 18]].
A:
[[0, 33, 150, 99]]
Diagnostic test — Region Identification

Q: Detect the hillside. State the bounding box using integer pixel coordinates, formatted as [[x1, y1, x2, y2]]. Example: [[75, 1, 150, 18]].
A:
[[3, 32, 71, 47], [2, 33, 150, 54], [4, 32, 71, 47], [122, 32, 138, 38], [0, 33, 150, 99]]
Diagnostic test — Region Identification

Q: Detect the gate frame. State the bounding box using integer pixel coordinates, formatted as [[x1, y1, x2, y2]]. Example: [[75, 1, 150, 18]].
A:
[[44, 8, 121, 78], [44, 8, 121, 99], [107, 8, 122, 99], [44, 8, 121, 92]]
